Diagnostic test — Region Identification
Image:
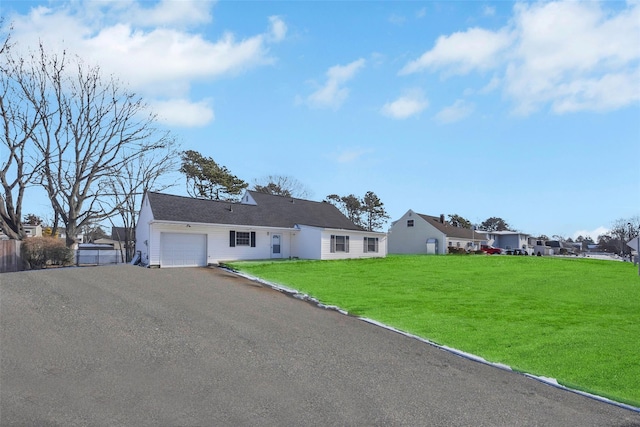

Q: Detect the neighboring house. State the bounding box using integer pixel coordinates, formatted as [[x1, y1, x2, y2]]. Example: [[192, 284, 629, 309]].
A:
[[94, 227, 135, 262], [0, 224, 43, 240], [486, 231, 532, 253], [529, 238, 578, 256], [111, 227, 134, 243], [135, 191, 387, 268], [388, 210, 487, 255], [58, 230, 84, 247], [95, 227, 134, 252], [24, 225, 43, 238]]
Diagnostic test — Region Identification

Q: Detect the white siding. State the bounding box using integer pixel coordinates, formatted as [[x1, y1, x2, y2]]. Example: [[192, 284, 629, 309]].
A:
[[146, 222, 295, 266], [135, 194, 154, 265], [292, 226, 387, 260], [389, 210, 438, 254], [294, 226, 321, 259], [388, 210, 447, 255], [318, 228, 387, 260]]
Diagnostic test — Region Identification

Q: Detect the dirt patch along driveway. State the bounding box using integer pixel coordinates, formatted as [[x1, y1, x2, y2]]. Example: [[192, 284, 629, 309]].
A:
[[1, 265, 638, 426]]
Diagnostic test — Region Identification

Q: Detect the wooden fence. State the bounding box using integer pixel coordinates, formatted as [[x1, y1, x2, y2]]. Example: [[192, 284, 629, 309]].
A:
[[0, 240, 23, 273]]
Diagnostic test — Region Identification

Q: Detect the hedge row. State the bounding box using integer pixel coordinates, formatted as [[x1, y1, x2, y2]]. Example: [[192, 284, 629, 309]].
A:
[[21, 237, 74, 269]]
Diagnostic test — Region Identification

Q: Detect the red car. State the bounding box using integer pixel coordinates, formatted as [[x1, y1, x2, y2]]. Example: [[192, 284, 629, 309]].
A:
[[481, 246, 502, 255]]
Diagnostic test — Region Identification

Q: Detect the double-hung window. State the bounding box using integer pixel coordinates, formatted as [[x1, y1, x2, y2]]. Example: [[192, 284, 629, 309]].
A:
[[364, 237, 378, 253], [229, 231, 256, 247], [330, 235, 349, 253]]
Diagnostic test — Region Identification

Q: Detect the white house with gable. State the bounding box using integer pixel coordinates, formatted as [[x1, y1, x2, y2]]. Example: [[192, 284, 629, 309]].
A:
[[388, 210, 487, 255], [135, 191, 387, 268]]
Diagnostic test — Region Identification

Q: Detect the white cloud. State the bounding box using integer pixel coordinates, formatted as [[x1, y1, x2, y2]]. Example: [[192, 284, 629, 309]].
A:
[[479, 75, 501, 94], [506, 1, 640, 114], [151, 98, 215, 127], [126, 0, 214, 28], [268, 16, 287, 42], [399, 27, 512, 75], [335, 148, 372, 164], [434, 100, 475, 124], [550, 71, 640, 113], [572, 226, 610, 241], [483, 6, 496, 17], [5, 0, 286, 128], [389, 14, 406, 26], [381, 89, 428, 119], [400, 1, 640, 115], [305, 59, 366, 110]]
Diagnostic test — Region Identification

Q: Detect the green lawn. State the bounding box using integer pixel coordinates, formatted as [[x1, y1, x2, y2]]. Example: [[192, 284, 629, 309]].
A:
[[226, 255, 640, 407]]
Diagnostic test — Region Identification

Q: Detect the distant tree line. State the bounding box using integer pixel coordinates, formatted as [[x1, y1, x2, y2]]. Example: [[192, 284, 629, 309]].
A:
[[595, 216, 639, 256]]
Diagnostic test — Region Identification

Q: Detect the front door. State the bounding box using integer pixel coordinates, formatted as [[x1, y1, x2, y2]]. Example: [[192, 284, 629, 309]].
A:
[[271, 234, 282, 258]]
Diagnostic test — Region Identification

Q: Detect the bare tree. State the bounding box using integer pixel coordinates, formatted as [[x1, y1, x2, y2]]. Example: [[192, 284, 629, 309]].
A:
[[610, 216, 640, 260], [0, 26, 46, 239], [100, 143, 179, 261], [7, 42, 176, 247], [252, 175, 313, 199]]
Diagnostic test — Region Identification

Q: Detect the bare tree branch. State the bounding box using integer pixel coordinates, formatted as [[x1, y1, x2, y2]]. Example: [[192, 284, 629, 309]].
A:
[[2, 33, 178, 246]]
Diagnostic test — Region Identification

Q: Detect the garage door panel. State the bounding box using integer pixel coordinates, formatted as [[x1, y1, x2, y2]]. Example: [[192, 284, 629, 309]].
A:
[[161, 233, 207, 267]]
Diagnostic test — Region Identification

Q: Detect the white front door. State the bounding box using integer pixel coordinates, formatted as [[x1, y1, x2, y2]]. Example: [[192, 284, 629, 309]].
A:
[[271, 234, 282, 258]]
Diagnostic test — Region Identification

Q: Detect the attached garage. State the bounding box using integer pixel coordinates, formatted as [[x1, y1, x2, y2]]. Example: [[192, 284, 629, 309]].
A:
[[160, 233, 207, 267]]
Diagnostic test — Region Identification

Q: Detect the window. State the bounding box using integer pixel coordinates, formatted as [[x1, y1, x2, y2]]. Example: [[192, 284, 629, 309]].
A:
[[229, 231, 256, 247], [407, 219, 414, 227], [330, 235, 349, 253], [236, 232, 251, 246], [364, 237, 378, 253]]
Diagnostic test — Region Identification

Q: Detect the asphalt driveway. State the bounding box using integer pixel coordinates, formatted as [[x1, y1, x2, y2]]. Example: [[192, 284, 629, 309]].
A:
[[1, 265, 638, 426]]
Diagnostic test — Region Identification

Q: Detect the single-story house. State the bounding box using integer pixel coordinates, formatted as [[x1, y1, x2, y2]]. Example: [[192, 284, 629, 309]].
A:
[[388, 210, 487, 255], [486, 231, 531, 253], [135, 191, 387, 268]]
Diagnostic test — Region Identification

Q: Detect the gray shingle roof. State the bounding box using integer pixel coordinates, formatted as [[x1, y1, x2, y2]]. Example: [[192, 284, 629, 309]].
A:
[[146, 191, 363, 231], [417, 214, 485, 240], [111, 227, 133, 241]]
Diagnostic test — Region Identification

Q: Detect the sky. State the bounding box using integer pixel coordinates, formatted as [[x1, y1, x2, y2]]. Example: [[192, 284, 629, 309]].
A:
[[2, 0, 639, 240]]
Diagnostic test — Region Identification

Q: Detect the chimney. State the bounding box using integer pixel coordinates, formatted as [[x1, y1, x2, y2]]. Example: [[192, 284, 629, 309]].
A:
[[440, 214, 445, 224]]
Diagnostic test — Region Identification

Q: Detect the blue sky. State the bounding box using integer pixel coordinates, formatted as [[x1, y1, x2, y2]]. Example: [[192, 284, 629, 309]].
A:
[[2, 0, 639, 239]]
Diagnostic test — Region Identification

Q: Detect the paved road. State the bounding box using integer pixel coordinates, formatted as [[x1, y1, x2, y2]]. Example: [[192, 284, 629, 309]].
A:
[[1, 266, 638, 426]]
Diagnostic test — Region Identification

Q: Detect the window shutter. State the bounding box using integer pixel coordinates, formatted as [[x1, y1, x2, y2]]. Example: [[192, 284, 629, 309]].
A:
[[363, 237, 368, 253], [330, 235, 335, 253], [229, 231, 236, 247], [250, 232, 256, 247], [345, 236, 350, 253]]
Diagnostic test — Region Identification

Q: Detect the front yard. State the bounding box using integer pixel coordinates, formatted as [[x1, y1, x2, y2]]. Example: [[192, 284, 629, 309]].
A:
[[226, 255, 640, 407]]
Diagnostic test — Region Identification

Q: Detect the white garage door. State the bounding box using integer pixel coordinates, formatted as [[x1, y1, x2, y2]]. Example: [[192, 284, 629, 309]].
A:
[[160, 233, 207, 267]]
